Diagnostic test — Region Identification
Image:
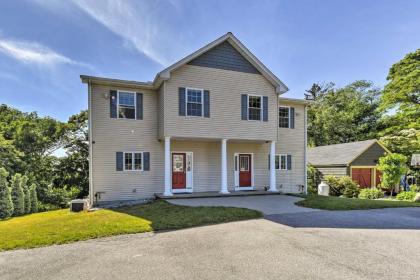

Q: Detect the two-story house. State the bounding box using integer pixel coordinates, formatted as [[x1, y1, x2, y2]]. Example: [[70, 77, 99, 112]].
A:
[[81, 32, 310, 204]]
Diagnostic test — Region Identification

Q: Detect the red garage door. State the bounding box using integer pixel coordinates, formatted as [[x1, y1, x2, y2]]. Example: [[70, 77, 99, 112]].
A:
[[352, 168, 372, 188]]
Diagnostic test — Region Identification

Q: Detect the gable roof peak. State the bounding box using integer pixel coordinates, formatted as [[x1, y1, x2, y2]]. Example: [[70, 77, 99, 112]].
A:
[[154, 32, 288, 94]]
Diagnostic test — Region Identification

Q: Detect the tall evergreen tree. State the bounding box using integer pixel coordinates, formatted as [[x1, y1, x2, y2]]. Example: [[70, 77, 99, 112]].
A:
[[29, 183, 38, 213], [21, 175, 31, 214], [10, 173, 24, 216], [0, 168, 13, 219]]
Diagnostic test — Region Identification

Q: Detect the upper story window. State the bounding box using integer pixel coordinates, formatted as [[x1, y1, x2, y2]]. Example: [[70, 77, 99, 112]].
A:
[[118, 91, 136, 119], [278, 106, 290, 128], [186, 88, 203, 117], [248, 95, 261, 120], [124, 152, 143, 171]]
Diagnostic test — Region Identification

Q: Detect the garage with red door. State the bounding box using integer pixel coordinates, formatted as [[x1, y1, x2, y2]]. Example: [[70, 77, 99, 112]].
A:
[[351, 168, 373, 188]]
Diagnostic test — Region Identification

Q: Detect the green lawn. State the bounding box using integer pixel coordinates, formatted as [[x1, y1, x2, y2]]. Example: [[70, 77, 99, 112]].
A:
[[0, 200, 261, 251], [296, 195, 420, 210]]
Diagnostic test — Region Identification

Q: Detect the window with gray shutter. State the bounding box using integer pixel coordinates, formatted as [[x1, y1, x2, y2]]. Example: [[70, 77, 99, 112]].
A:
[[203, 90, 210, 118], [241, 94, 247, 120], [263, 96, 268, 122], [116, 152, 123, 171], [110, 90, 117, 118], [290, 107, 295, 129], [143, 152, 150, 171], [136, 93, 143, 120], [287, 155, 292, 170], [179, 87, 186, 116]]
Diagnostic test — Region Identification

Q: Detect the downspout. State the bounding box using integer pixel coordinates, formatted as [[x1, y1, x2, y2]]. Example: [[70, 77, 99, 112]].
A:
[[304, 105, 308, 194], [88, 79, 94, 206]]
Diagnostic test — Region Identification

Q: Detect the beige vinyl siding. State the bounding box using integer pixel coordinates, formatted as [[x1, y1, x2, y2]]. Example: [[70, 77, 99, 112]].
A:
[[163, 64, 278, 141], [157, 84, 164, 139], [276, 102, 306, 193], [315, 166, 348, 178], [90, 83, 163, 202]]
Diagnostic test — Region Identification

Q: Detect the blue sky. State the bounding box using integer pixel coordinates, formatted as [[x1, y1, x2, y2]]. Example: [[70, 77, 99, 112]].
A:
[[0, 0, 419, 121]]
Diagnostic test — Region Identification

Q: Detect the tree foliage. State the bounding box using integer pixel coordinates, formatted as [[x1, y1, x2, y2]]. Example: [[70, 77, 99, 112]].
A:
[[377, 153, 408, 195], [307, 81, 383, 146], [30, 183, 38, 213], [10, 173, 25, 216], [0, 168, 13, 219]]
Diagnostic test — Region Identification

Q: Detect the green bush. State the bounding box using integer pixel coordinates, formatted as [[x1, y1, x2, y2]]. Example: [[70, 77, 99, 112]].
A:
[[396, 191, 417, 202], [43, 185, 80, 208], [358, 188, 384, 199], [30, 183, 38, 213], [11, 173, 25, 216], [409, 185, 419, 192], [324, 175, 343, 196], [21, 175, 31, 214], [340, 176, 360, 198], [37, 202, 60, 212], [0, 168, 14, 219]]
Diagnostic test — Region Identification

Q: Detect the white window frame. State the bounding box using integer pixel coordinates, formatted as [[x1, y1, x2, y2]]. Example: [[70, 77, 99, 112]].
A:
[[278, 106, 290, 128], [185, 87, 204, 117], [247, 94, 263, 121], [123, 151, 144, 171], [117, 90, 136, 120], [276, 154, 288, 170]]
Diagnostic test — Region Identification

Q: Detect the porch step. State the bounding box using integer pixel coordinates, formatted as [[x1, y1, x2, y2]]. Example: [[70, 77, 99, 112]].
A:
[[155, 190, 282, 199]]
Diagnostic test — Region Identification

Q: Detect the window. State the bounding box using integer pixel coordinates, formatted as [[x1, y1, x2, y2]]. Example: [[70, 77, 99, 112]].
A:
[[124, 152, 143, 171], [278, 107, 290, 128], [248, 95, 261, 120], [275, 154, 288, 170], [279, 107, 289, 128], [118, 91, 136, 119], [186, 88, 203, 117]]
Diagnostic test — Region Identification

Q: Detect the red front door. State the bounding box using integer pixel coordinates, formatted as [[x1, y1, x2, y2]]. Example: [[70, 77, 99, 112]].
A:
[[172, 153, 186, 189], [239, 154, 252, 187], [352, 168, 372, 188]]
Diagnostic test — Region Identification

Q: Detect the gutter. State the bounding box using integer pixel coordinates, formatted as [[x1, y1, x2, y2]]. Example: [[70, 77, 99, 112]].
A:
[[87, 79, 94, 206], [304, 105, 308, 195]]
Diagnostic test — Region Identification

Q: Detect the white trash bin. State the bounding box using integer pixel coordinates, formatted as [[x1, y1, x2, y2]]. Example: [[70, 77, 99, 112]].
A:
[[318, 181, 330, 196]]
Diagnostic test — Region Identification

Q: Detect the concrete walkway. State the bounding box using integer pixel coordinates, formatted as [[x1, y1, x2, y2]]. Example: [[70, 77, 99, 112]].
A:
[[168, 194, 319, 215]]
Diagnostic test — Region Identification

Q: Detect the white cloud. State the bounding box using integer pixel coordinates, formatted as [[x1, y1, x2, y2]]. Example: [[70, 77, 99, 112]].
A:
[[0, 38, 90, 68]]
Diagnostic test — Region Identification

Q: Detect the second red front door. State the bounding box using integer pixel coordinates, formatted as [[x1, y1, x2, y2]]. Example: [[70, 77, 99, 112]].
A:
[[172, 153, 186, 189], [239, 154, 252, 187], [352, 168, 372, 188]]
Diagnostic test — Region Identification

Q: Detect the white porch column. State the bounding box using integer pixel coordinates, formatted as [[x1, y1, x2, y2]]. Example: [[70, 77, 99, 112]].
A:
[[163, 136, 172, 196], [220, 139, 229, 194], [269, 141, 277, 192]]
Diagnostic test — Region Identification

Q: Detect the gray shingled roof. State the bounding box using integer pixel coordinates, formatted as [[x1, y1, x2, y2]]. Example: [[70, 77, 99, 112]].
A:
[[308, 139, 378, 166]]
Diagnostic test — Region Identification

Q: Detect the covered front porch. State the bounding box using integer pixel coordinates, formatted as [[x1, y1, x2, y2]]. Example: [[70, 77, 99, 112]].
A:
[[161, 136, 279, 197]]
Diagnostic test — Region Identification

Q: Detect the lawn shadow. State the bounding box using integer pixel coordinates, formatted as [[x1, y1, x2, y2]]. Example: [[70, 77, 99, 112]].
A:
[[264, 207, 420, 230]]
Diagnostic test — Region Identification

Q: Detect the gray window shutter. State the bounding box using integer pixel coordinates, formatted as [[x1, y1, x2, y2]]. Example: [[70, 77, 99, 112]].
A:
[[263, 96, 268, 122], [241, 94, 248, 120], [290, 107, 295, 129], [116, 152, 123, 171], [268, 154, 270, 170], [110, 90, 117, 118], [287, 155, 292, 170], [143, 152, 150, 171], [179, 87, 186, 116], [136, 93, 143, 120], [204, 90, 210, 118]]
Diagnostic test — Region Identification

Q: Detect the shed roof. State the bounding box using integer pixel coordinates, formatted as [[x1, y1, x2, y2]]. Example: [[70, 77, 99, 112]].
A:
[[308, 139, 385, 166]]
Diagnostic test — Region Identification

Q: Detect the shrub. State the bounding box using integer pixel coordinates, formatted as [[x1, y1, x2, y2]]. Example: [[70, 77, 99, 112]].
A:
[[358, 188, 384, 199], [43, 185, 80, 208], [396, 191, 417, 202], [324, 175, 343, 196], [37, 202, 60, 212], [30, 184, 38, 213], [21, 175, 31, 214], [0, 168, 14, 219], [409, 185, 419, 192], [340, 176, 360, 198], [11, 173, 25, 216]]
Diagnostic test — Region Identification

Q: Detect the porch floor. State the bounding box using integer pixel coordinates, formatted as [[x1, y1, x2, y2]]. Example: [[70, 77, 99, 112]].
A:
[[155, 190, 282, 200]]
